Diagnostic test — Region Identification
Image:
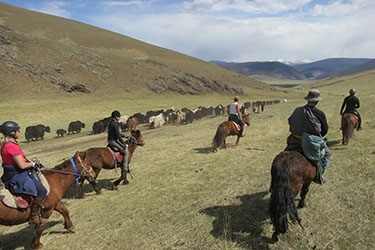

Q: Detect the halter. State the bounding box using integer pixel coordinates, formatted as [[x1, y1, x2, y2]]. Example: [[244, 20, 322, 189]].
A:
[[40, 154, 94, 182]]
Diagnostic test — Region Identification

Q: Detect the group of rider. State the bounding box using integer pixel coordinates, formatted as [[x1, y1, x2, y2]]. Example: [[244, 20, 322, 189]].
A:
[[0, 89, 362, 224]]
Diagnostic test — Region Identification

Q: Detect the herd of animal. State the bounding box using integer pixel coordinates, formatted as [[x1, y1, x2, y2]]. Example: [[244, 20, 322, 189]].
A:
[[24, 99, 281, 143]]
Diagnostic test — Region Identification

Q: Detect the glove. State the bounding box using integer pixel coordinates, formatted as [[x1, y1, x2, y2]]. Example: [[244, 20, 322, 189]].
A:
[[31, 157, 40, 168]]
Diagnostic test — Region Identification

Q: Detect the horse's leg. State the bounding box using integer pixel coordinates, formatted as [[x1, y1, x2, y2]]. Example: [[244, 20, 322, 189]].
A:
[[31, 223, 47, 249], [54, 201, 75, 232], [297, 183, 310, 208], [235, 135, 240, 145]]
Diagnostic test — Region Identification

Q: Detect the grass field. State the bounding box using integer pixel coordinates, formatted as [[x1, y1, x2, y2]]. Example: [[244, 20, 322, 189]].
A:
[[1, 71, 375, 250]]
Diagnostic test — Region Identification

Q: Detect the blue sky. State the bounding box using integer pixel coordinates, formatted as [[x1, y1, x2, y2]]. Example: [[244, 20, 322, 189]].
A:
[[2, 0, 375, 63]]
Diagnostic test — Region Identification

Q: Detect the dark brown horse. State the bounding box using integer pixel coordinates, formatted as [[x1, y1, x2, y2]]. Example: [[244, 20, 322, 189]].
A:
[[269, 150, 318, 242], [79, 129, 145, 196], [0, 151, 95, 249], [212, 113, 250, 151], [341, 112, 358, 145]]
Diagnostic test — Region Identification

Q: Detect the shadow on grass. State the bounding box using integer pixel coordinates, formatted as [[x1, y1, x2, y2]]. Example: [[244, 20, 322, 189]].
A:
[[199, 191, 273, 249], [193, 147, 215, 154], [0, 220, 63, 250]]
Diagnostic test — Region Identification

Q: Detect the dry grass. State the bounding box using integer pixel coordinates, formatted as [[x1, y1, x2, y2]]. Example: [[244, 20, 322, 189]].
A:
[[1, 71, 374, 250]]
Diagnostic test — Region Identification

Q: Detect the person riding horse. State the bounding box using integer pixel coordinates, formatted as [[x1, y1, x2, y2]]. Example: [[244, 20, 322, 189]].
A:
[[340, 88, 362, 131], [0, 121, 47, 225], [107, 110, 130, 175], [285, 89, 331, 184], [228, 96, 245, 137]]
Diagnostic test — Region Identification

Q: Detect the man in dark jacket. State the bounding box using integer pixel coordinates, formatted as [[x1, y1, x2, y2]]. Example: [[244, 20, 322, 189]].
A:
[[285, 89, 331, 184], [107, 110, 129, 173], [340, 88, 362, 131]]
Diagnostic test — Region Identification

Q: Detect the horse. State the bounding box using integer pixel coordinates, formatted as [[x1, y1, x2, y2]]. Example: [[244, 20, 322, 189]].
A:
[[269, 150, 318, 242], [341, 112, 358, 145], [212, 113, 250, 151], [78, 129, 145, 196], [0, 151, 95, 249]]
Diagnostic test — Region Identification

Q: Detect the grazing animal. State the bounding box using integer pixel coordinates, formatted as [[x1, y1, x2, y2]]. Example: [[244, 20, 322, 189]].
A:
[[56, 129, 67, 137], [341, 112, 358, 145], [212, 113, 250, 151], [149, 113, 165, 129], [92, 120, 106, 134], [0, 151, 95, 249], [269, 151, 318, 242], [126, 116, 139, 131], [68, 120, 85, 134], [25, 124, 50, 142], [78, 130, 145, 196]]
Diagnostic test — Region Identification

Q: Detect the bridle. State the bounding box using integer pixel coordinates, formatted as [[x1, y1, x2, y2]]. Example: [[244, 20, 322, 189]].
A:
[[39, 154, 94, 182]]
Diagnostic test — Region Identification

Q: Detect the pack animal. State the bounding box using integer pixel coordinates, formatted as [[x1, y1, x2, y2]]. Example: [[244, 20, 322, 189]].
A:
[[68, 120, 85, 134], [56, 129, 67, 137], [25, 125, 50, 142]]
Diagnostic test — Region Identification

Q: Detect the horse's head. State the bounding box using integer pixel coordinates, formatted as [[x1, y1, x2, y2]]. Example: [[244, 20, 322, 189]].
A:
[[129, 130, 145, 147], [74, 151, 96, 182], [242, 113, 250, 126]]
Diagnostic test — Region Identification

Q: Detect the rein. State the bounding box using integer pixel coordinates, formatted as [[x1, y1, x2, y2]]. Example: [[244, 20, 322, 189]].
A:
[[40, 155, 93, 179]]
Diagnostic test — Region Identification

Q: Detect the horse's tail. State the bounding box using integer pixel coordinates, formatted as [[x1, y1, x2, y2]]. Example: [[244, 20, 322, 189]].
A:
[[269, 156, 301, 240], [212, 124, 225, 150], [342, 115, 353, 144]]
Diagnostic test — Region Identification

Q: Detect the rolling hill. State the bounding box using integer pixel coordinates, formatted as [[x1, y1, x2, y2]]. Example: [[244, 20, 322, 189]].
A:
[[0, 2, 283, 101], [212, 58, 375, 81]]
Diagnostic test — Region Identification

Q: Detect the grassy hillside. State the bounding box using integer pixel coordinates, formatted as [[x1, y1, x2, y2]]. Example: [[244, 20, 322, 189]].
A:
[[0, 69, 374, 250], [0, 2, 290, 103], [0, 2, 374, 250]]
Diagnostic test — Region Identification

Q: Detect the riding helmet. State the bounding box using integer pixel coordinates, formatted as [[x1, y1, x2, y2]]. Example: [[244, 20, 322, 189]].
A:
[[111, 110, 121, 118], [0, 121, 20, 135], [349, 88, 356, 95]]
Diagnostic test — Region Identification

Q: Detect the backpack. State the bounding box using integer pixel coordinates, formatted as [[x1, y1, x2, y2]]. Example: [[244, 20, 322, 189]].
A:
[[301, 106, 326, 161]]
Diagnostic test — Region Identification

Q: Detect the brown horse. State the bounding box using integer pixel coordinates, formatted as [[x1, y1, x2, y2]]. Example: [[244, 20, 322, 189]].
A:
[[126, 116, 139, 131], [341, 112, 358, 145], [269, 150, 318, 242], [212, 113, 250, 151], [79, 129, 145, 196], [0, 151, 95, 249]]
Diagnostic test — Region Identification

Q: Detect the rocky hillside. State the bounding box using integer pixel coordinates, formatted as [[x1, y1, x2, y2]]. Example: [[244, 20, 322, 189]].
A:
[[0, 3, 279, 100]]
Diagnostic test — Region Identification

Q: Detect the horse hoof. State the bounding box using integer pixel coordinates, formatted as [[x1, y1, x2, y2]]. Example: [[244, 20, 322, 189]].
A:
[[65, 226, 75, 233], [112, 185, 118, 190], [31, 243, 43, 249], [272, 233, 279, 242], [122, 180, 130, 185]]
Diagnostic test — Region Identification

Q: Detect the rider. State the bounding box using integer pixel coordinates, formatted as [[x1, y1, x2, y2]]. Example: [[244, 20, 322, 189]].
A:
[[107, 110, 129, 174], [285, 89, 331, 184], [0, 121, 47, 224], [340, 88, 362, 131], [228, 96, 245, 137]]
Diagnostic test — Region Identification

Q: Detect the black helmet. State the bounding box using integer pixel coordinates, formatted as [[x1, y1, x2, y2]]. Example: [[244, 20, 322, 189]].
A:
[[1, 121, 20, 135], [111, 110, 121, 118], [349, 88, 356, 95]]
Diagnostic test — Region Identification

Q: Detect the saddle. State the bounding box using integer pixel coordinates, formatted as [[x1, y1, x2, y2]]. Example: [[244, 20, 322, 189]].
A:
[[0, 174, 50, 209], [230, 121, 241, 130], [106, 146, 124, 164]]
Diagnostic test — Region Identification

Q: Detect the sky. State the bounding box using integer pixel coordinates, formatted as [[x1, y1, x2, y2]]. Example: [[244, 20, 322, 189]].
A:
[[2, 0, 375, 63]]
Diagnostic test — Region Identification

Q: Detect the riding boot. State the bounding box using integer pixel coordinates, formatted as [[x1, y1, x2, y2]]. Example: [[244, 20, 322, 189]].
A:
[[357, 118, 362, 131], [239, 128, 245, 137], [29, 198, 47, 225]]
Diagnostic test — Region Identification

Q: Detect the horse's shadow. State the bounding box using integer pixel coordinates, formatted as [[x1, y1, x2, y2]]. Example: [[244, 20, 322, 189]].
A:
[[194, 147, 214, 154], [0, 221, 61, 250], [63, 179, 115, 199], [199, 191, 273, 249]]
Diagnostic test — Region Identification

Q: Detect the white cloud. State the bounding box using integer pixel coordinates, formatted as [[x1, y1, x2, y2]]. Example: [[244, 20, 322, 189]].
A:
[[5, 0, 375, 62]]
